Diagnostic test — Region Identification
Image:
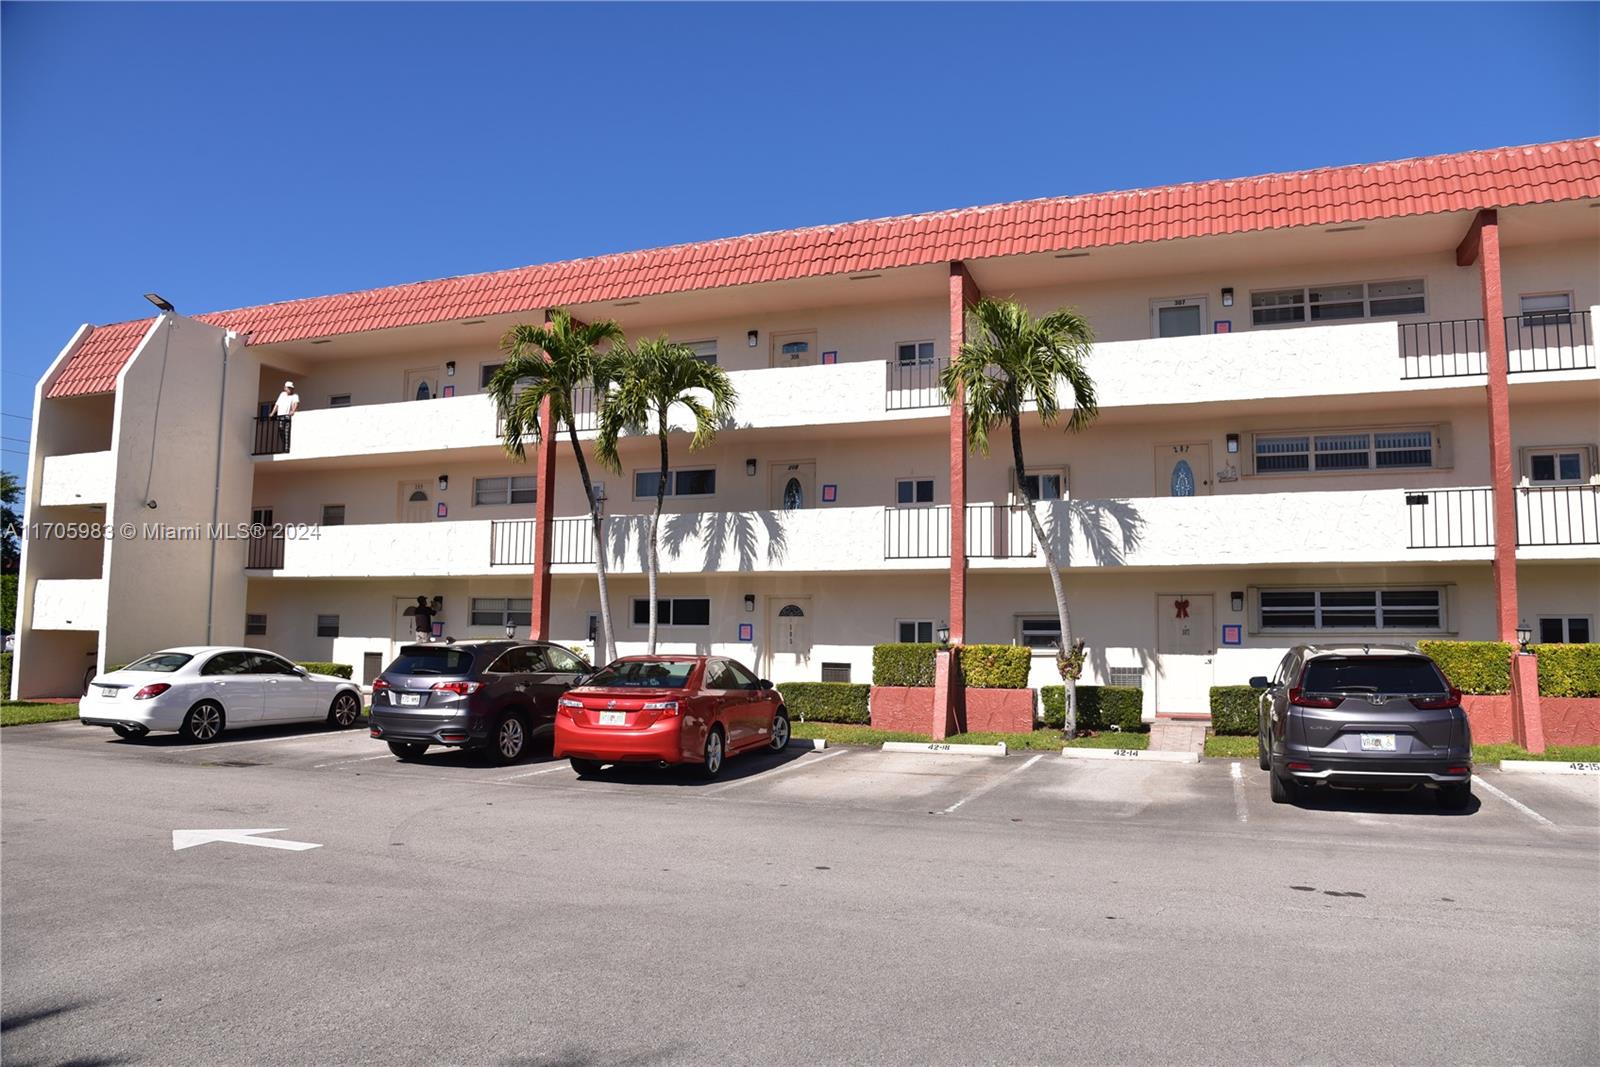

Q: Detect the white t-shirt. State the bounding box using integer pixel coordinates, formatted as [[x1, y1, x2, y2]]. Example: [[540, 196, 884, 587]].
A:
[[272, 390, 300, 417]]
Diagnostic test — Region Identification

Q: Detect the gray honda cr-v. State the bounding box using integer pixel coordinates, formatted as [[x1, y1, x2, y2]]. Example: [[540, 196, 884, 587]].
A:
[[1252, 644, 1472, 809]]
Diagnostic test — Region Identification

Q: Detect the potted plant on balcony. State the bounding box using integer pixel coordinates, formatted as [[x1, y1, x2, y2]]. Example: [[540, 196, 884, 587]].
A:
[[942, 297, 1099, 735], [596, 338, 737, 653]]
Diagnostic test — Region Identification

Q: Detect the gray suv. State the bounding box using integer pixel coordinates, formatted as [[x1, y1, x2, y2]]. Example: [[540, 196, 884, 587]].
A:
[[1251, 644, 1472, 809], [369, 640, 590, 764]]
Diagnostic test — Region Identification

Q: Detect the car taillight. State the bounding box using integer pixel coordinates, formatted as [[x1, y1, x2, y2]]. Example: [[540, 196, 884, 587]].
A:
[[431, 681, 482, 696], [132, 683, 170, 700], [643, 700, 679, 717], [559, 698, 584, 709], [1412, 688, 1463, 710], [372, 678, 390, 691], [1288, 687, 1338, 709]]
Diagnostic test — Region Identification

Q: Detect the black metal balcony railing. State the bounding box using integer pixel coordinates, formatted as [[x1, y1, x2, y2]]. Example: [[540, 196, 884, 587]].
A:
[[885, 357, 948, 411], [1405, 485, 1600, 549], [246, 533, 285, 569], [251, 416, 292, 456], [1399, 311, 1595, 380], [883, 504, 1037, 560], [489, 517, 597, 566]]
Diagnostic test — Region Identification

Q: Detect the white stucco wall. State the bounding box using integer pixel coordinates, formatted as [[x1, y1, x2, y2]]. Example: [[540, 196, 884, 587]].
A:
[[30, 579, 106, 631], [38, 450, 113, 507]]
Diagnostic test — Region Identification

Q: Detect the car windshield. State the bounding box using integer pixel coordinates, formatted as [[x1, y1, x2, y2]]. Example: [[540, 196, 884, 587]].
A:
[[123, 652, 194, 673], [583, 660, 695, 689], [1302, 656, 1446, 694], [387, 647, 474, 676]]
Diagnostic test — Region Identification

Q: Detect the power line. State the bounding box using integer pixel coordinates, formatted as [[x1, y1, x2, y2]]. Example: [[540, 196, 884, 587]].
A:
[[1, 436, 30, 445]]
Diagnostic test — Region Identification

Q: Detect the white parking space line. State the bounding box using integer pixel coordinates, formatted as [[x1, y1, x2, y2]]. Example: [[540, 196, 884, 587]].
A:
[[312, 754, 393, 769], [1474, 774, 1556, 829], [495, 764, 575, 781], [193, 731, 361, 751], [938, 753, 1043, 815], [1230, 761, 1249, 823], [707, 748, 847, 794]]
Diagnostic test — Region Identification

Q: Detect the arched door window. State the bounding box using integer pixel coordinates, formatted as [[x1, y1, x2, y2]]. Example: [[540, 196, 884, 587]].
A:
[[782, 477, 804, 511], [778, 603, 805, 618], [1170, 459, 1196, 497], [415, 380, 432, 401]]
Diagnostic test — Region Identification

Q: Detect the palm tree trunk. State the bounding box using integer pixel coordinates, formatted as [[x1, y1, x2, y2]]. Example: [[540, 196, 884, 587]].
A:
[[1010, 413, 1077, 735], [566, 418, 614, 665], [648, 409, 669, 654]]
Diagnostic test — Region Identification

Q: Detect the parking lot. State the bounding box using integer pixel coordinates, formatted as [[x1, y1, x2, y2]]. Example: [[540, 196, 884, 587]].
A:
[[4, 719, 1598, 1065]]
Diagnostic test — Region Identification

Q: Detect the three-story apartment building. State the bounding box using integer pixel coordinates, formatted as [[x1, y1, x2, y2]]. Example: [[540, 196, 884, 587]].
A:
[[13, 138, 1600, 721]]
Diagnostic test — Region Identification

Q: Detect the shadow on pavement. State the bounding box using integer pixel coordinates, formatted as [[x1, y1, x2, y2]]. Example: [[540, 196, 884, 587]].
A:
[[1289, 783, 1482, 817], [571, 745, 814, 789]]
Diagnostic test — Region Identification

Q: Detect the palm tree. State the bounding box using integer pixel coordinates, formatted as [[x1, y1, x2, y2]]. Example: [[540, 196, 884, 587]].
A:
[[596, 338, 737, 652], [490, 309, 625, 664], [942, 297, 1099, 735]]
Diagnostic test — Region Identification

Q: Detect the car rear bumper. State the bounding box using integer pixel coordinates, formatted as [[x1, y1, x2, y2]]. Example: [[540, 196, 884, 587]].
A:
[[369, 709, 486, 747], [1277, 748, 1472, 785], [79, 701, 181, 730], [554, 716, 686, 763]]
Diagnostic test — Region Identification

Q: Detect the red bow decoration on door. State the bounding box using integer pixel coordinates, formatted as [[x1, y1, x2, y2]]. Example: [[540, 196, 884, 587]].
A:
[[1174, 598, 1190, 619]]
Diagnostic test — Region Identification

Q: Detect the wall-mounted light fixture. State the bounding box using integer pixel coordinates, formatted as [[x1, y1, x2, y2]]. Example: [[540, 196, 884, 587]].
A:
[[1221, 287, 1234, 308], [437, 475, 449, 492], [744, 594, 755, 612], [1230, 591, 1245, 613], [745, 459, 757, 476], [747, 330, 759, 348], [1226, 433, 1239, 454], [445, 361, 456, 377]]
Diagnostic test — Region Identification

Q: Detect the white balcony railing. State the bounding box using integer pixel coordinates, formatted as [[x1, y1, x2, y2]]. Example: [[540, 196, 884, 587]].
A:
[[31, 578, 106, 631], [38, 451, 113, 507]]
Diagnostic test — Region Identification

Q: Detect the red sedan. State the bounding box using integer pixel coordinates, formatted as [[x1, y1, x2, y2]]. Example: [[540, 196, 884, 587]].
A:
[[555, 655, 790, 779]]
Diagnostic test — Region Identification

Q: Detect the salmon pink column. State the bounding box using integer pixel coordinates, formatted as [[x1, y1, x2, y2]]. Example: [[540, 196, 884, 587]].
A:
[[948, 262, 980, 644], [1456, 209, 1519, 641]]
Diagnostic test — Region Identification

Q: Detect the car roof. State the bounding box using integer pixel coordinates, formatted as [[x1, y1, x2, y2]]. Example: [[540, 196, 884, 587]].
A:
[[610, 654, 708, 663], [143, 646, 285, 657], [1299, 643, 1424, 658]]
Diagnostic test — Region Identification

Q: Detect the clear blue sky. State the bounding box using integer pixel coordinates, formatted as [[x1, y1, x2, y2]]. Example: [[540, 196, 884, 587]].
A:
[[3, 1, 1596, 481]]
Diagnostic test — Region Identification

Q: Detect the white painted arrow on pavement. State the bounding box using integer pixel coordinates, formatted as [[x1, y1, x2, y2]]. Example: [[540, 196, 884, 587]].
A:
[[171, 828, 322, 852]]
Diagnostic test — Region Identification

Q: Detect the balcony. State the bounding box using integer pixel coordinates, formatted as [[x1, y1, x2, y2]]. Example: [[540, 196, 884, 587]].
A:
[[1405, 484, 1600, 551], [31, 579, 106, 631], [247, 520, 497, 577], [1399, 310, 1596, 380], [38, 450, 112, 507]]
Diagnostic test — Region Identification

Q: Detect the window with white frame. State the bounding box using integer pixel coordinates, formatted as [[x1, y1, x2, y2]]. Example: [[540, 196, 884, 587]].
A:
[[245, 613, 267, 636], [632, 597, 711, 627], [684, 339, 717, 365], [1526, 448, 1589, 485], [1538, 616, 1592, 644], [470, 597, 532, 628], [1250, 279, 1426, 326], [1251, 427, 1437, 475], [316, 614, 340, 638], [474, 475, 537, 505], [896, 478, 934, 505], [634, 468, 716, 499], [1017, 467, 1067, 501], [1519, 292, 1573, 327], [1257, 588, 1443, 631], [1018, 616, 1062, 649], [320, 505, 345, 526], [896, 341, 936, 366], [1107, 666, 1142, 688], [897, 619, 935, 643]]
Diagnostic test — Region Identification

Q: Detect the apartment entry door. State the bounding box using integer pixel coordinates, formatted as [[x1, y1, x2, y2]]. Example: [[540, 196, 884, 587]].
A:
[[1155, 594, 1214, 715], [1156, 442, 1212, 497], [404, 367, 440, 401], [770, 461, 816, 511], [770, 330, 818, 369], [765, 597, 813, 680], [1151, 297, 1207, 338], [399, 482, 432, 522]]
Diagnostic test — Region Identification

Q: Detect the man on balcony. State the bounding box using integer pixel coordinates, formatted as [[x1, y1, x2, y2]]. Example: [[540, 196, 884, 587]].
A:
[[270, 380, 299, 450]]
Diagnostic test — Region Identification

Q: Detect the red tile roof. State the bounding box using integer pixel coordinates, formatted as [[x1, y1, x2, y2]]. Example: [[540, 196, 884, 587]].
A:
[[48, 137, 1600, 399], [46, 319, 155, 399]]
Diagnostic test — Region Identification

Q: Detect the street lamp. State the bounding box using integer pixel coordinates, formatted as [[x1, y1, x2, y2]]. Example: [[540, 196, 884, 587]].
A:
[[936, 621, 950, 646], [143, 292, 175, 313], [1516, 620, 1532, 653]]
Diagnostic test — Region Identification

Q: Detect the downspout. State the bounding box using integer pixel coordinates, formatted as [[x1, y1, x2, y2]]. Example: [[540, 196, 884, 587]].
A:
[[204, 332, 232, 644]]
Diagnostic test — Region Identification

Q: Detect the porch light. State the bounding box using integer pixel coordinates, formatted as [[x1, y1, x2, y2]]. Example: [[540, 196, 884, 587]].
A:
[[1516, 620, 1532, 652], [437, 475, 449, 492], [1226, 433, 1239, 454], [937, 621, 950, 645], [745, 459, 757, 476], [744, 595, 755, 612], [504, 621, 516, 639], [747, 330, 758, 348], [143, 293, 175, 312], [1231, 591, 1244, 612], [1221, 287, 1234, 308], [445, 361, 456, 377]]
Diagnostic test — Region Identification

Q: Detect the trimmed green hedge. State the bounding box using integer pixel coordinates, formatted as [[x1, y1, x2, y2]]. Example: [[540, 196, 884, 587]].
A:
[[1532, 644, 1600, 698], [1417, 640, 1513, 695], [1209, 686, 1259, 736], [1040, 685, 1144, 731], [300, 661, 354, 679], [872, 644, 937, 687], [957, 644, 1031, 689], [777, 682, 870, 724], [0, 652, 11, 699]]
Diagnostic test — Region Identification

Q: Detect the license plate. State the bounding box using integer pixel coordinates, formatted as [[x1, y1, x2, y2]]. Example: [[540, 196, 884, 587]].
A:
[[1361, 733, 1397, 752], [599, 710, 626, 726], [98, 686, 118, 699], [399, 694, 422, 707]]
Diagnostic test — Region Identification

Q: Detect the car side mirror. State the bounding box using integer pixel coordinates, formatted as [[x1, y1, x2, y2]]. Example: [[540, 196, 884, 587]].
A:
[[758, 679, 774, 690], [1248, 675, 1270, 690]]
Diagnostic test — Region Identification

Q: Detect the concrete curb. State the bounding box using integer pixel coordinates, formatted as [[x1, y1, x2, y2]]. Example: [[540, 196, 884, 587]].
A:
[[882, 740, 1008, 757], [1059, 747, 1200, 764], [1498, 759, 1600, 775], [787, 738, 828, 751]]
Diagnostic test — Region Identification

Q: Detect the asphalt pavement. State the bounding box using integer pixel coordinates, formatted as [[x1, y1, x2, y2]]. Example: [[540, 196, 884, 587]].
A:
[[2, 719, 1597, 1066]]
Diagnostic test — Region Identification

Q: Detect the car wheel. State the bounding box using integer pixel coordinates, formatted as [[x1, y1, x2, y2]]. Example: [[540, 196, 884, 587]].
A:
[[698, 727, 725, 781], [569, 758, 604, 777], [327, 691, 362, 729], [1269, 769, 1297, 805], [769, 707, 791, 752], [179, 702, 225, 743], [1438, 781, 1472, 811], [387, 741, 428, 761], [111, 724, 147, 740], [486, 713, 529, 765], [1257, 731, 1270, 772]]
